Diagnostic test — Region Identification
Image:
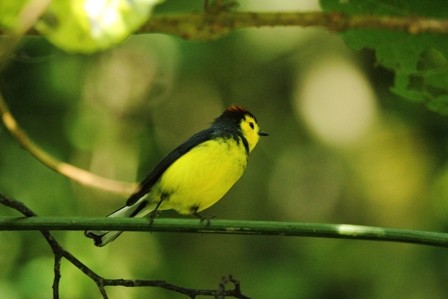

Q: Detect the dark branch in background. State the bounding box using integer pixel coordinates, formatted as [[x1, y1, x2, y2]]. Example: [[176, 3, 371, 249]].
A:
[[2, 12, 448, 41], [0, 194, 251, 299], [139, 12, 448, 40]]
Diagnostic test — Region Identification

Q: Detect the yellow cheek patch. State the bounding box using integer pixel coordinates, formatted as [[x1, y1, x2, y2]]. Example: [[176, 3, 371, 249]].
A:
[[240, 116, 261, 152]]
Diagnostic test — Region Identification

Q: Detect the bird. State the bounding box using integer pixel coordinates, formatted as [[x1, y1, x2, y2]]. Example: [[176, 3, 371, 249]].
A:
[[85, 105, 268, 246]]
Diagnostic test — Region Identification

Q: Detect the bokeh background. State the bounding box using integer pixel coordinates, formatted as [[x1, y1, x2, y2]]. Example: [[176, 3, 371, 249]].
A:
[[2, 1, 448, 298]]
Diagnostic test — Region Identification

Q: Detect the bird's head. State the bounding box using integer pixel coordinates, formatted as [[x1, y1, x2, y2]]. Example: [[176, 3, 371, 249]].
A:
[[213, 105, 268, 152]]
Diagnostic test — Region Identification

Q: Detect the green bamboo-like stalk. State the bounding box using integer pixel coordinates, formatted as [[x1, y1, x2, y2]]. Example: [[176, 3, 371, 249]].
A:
[[0, 216, 447, 248]]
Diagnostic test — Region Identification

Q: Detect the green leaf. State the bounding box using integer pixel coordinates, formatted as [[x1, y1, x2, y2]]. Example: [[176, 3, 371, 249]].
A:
[[320, 0, 448, 115], [35, 0, 163, 53]]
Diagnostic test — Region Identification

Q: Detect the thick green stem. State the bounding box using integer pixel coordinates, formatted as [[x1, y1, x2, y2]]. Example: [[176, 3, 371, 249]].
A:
[[1, 216, 447, 248]]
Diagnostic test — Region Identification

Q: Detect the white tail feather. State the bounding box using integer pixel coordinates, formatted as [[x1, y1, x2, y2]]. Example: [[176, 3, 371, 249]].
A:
[[85, 200, 149, 247]]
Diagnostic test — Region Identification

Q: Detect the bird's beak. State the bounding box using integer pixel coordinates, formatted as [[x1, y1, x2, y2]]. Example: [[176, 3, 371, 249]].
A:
[[258, 130, 269, 136]]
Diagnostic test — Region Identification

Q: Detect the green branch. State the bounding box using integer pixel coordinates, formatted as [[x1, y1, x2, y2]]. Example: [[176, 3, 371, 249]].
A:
[[1, 216, 447, 248]]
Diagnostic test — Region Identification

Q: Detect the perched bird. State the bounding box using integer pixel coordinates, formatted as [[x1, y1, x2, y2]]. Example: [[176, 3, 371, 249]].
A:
[[85, 105, 268, 246]]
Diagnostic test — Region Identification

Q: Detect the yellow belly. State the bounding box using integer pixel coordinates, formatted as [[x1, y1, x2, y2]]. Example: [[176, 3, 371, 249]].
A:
[[149, 137, 248, 214]]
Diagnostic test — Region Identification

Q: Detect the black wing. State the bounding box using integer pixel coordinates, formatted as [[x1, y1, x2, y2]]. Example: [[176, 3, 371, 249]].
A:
[[126, 128, 215, 205]]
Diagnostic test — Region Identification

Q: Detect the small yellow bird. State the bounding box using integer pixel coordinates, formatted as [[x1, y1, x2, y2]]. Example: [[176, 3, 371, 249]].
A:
[[85, 105, 268, 246]]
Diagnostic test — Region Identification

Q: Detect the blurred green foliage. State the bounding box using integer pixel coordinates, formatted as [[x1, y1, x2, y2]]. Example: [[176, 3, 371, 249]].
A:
[[321, 0, 448, 115], [1, 0, 163, 53], [2, 1, 448, 298]]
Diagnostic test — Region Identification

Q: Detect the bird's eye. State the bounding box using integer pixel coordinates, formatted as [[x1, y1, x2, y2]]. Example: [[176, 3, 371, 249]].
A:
[[249, 122, 255, 129]]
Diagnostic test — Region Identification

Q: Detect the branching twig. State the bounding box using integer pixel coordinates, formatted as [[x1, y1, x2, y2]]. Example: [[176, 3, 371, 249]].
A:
[[0, 193, 251, 299]]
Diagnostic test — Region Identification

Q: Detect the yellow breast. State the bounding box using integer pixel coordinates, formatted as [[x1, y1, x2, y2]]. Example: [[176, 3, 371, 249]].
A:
[[154, 137, 248, 214]]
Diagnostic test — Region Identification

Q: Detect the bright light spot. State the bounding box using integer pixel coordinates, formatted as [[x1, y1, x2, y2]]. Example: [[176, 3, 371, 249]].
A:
[[240, 0, 322, 57], [336, 224, 384, 236], [84, 0, 123, 37], [239, 0, 320, 11], [294, 56, 378, 146]]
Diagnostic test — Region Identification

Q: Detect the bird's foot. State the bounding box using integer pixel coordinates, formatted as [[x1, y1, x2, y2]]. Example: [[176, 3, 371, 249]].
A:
[[148, 210, 161, 224], [195, 212, 216, 226]]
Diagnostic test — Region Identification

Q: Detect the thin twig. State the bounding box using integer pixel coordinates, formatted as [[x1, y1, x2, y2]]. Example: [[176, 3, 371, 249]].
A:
[[0, 92, 137, 194], [0, 193, 251, 298]]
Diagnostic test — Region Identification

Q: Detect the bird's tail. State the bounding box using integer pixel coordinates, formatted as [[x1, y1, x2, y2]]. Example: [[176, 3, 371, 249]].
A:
[[85, 200, 148, 247]]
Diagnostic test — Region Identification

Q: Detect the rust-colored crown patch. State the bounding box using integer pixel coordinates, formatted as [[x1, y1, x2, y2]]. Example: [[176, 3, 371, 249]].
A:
[[225, 105, 249, 114]]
